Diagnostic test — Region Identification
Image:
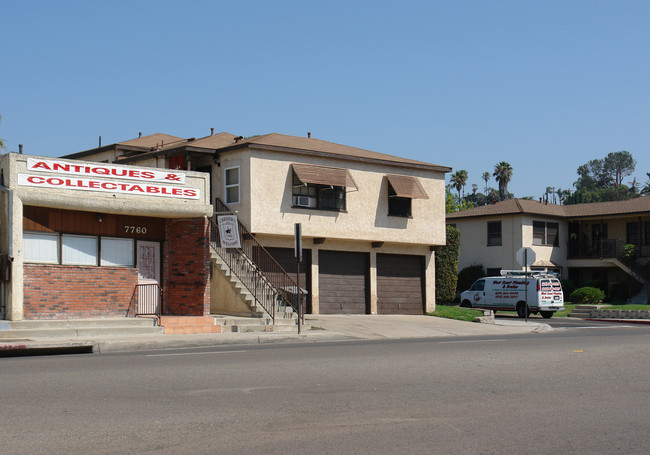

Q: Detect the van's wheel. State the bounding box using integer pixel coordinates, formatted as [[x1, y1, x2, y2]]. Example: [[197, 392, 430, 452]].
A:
[[540, 311, 553, 319], [516, 302, 530, 318], [460, 300, 472, 308]]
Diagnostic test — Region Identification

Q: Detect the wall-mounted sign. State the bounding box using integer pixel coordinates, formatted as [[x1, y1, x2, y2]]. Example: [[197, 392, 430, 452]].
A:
[[217, 215, 241, 248], [18, 174, 200, 199], [27, 158, 186, 184]]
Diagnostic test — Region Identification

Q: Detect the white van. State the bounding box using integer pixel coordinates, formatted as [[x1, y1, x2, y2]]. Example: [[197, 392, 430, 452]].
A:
[[460, 270, 564, 318]]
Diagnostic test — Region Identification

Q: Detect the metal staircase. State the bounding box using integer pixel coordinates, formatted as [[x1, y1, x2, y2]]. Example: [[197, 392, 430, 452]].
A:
[[209, 199, 305, 330]]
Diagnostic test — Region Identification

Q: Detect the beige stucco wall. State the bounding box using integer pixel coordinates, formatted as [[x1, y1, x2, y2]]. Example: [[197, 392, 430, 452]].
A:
[[236, 150, 447, 246], [453, 213, 570, 279]]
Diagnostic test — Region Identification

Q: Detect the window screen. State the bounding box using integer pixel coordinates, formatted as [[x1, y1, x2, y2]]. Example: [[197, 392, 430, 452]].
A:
[[24, 232, 59, 263], [62, 235, 98, 266], [101, 237, 135, 267]]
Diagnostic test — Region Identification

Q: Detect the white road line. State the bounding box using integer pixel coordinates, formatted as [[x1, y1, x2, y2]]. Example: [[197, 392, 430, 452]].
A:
[[439, 339, 509, 344], [573, 326, 634, 329], [146, 350, 247, 357]]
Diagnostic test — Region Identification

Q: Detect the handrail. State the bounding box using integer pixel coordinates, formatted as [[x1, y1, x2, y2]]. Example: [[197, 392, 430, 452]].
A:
[[209, 198, 303, 322]]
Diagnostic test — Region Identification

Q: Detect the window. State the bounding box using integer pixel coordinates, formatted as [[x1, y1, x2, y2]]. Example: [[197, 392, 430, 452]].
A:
[[24, 232, 136, 268], [385, 174, 428, 218], [62, 235, 98, 266], [471, 279, 485, 291], [645, 222, 650, 246], [292, 172, 346, 211], [224, 166, 240, 204], [101, 237, 135, 267], [626, 222, 640, 245], [533, 221, 559, 246], [487, 221, 502, 246], [23, 232, 59, 264]]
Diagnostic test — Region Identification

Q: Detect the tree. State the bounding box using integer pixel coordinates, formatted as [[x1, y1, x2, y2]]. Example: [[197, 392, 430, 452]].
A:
[[449, 170, 468, 202], [641, 173, 650, 195], [435, 225, 460, 304], [482, 171, 490, 194], [493, 161, 513, 201], [603, 150, 635, 191]]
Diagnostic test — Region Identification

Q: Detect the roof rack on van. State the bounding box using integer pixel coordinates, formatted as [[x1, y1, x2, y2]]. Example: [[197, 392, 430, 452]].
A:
[[500, 269, 558, 278]]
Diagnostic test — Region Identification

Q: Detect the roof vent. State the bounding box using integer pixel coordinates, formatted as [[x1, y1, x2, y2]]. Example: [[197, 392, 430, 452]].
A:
[[307, 132, 311, 138], [234, 136, 244, 143], [211, 128, 214, 136], [139, 132, 142, 138]]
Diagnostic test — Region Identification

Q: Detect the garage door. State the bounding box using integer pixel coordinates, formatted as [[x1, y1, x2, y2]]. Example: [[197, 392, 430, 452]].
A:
[[377, 254, 424, 314], [319, 250, 369, 314], [264, 247, 311, 313]]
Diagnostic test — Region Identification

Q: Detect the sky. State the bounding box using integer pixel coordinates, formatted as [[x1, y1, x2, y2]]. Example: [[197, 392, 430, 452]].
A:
[[1, 0, 649, 199]]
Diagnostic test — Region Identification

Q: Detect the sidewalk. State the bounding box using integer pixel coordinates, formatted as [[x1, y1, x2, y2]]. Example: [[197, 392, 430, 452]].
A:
[[1, 314, 551, 356]]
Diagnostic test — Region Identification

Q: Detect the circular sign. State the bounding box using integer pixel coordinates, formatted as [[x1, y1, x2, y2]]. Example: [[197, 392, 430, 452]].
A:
[[516, 247, 536, 267]]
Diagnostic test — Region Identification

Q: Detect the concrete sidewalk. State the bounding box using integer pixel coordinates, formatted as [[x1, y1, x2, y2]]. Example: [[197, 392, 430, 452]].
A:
[[0, 315, 551, 356]]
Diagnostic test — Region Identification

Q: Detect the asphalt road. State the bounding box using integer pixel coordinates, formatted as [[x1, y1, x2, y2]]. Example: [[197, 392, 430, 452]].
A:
[[1, 328, 649, 454]]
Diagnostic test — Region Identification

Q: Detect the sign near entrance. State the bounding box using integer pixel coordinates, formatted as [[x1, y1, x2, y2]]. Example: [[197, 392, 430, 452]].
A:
[[27, 158, 186, 184], [217, 215, 241, 248]]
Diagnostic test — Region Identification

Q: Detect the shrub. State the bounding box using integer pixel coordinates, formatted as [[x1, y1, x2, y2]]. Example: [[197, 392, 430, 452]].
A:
[[570, 287, 605, 304], [457, 265, 486, 293], [435, 225, 460, 304]]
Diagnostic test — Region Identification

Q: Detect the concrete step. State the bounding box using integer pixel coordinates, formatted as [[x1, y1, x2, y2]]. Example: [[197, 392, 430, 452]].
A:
[[0, 318, 163, 338], [211, 315, 305, 333], [160, 316, 222, 335]]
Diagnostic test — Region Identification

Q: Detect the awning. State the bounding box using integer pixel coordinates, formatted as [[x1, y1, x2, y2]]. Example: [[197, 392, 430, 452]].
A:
[[532, 259, 559, 268], [386, 174, 429, 199], [292, 163, 358, 189]]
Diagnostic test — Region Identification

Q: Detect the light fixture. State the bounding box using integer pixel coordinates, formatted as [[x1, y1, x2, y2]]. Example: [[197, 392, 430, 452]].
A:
[[96, 213, 106, 222]]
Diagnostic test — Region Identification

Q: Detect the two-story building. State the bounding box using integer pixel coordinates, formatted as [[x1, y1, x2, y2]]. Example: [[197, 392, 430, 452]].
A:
[[61, 131, 451, 316], [447, 197, 650, 301]]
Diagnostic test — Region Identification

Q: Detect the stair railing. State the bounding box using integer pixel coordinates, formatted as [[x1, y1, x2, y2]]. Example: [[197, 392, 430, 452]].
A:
[[209, 198, 303, 322]]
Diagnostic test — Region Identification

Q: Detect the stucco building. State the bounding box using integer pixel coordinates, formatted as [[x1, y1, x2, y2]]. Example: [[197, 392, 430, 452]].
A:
[[63, 131, 451, 316], [0, 131, 450, 324], [447, 197, 650, 301]]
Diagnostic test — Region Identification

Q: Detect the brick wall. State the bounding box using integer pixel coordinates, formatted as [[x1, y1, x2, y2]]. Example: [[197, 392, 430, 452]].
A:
[[163, 217, 211, 316], [23, 265, 139, 319]]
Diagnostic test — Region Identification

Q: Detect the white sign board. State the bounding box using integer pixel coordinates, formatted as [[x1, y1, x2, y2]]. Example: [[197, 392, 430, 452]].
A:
[[516, 247, 536, 267], [217, 215, 241, 248]]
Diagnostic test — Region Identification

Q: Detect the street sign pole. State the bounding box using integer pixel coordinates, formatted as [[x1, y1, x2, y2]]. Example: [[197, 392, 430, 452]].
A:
[[294, 223, 302, 334], [524, 249, 528, 323]]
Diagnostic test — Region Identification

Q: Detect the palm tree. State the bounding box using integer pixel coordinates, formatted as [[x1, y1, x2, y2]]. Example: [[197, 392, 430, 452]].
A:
[[482, 172, 490, 194], [493, 161, 513, 201], [450, 170, 468, 202], [641, 173, 650, 195]]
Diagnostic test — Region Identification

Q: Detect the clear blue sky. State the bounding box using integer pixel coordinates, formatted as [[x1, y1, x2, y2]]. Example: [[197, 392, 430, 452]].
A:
[[2, 0, 649, 199]]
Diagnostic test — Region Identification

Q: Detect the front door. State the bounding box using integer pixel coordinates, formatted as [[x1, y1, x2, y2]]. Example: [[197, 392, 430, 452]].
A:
[[136, 241, 161, 315]]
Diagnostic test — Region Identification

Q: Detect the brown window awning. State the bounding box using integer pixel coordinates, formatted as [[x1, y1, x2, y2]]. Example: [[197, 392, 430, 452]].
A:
[[292, 163, 358, 189], [386, 174, 429, 199]]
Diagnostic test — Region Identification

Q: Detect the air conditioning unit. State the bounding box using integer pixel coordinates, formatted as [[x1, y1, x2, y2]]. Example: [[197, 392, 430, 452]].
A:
[[293, 195, 317, 208]]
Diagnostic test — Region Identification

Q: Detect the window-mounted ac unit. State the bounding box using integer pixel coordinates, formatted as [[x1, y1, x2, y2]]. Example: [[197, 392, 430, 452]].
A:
[[293, 195, 317, 208]]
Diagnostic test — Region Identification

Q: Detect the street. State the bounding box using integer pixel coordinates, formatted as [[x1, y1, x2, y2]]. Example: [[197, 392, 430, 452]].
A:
[[1, 326, 649, 454]]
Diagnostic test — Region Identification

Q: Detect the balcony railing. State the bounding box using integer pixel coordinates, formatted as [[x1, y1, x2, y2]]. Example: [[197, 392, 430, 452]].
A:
[[567, 239, 621, 259]]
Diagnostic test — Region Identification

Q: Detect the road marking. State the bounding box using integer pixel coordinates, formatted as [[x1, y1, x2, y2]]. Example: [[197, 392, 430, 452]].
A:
[[573, 326, 635, 329], [146, 350, 246, 357], [438, 339, 509, 344]]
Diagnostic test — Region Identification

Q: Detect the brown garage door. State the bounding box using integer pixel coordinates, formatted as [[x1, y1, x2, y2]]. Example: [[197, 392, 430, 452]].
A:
[[319, 250, 368, 314], [264, 247, 311, 313], [377, 254, 424, 314]]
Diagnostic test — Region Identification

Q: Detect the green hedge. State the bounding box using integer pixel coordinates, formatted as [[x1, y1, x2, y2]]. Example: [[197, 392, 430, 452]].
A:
[[435, 225, 460, 304], [570, 287, 605, 304]]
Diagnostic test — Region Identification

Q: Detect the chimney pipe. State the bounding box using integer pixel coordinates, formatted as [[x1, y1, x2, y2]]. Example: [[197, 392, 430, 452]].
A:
[[18, 144, 23, 154], [307, 132, 311, 138], [139, 132, 142, 138], [99, 136, 102, 147], [211, 128, 214, 136]]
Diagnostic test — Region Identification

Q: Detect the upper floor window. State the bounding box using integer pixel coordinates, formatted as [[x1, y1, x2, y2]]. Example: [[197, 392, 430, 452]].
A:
[[291, 163, 357, 212], [385, 174, 428, 218], [224, 166, 240, 204], [533, 221, 559, 246], [487, 221, 502, 246]]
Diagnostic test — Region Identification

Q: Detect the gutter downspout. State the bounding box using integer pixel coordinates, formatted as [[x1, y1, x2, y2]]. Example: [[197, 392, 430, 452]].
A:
[[0, 172, 13, 320]]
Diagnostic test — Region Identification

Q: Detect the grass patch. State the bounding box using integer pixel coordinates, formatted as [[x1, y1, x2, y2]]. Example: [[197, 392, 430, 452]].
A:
[[601, 304, 650, 310], [429, 305, 484, 322]]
